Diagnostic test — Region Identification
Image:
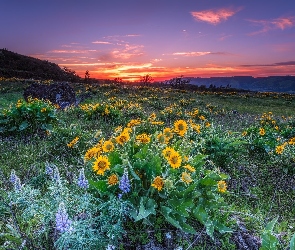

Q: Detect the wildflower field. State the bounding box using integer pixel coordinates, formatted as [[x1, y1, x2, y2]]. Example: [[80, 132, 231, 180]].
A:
[[0, 79, 295, 249]]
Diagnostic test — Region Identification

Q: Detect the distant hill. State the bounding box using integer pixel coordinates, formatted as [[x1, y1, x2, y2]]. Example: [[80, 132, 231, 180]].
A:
[[0, 48, 81, 82], [188, 76, 295, 93]]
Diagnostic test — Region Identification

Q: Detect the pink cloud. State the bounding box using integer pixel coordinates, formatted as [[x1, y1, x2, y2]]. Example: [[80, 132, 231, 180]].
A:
[[247, 16, 295, 35], [173, 52, 211, 56], [164, 51, 231, 57], [191, 7, 242, 25], [218, 34, 232, 41], [92, 41, 112, 44]]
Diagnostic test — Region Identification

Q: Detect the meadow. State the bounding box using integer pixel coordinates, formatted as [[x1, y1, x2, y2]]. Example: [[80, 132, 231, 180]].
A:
[[0, 79, 294, 249]]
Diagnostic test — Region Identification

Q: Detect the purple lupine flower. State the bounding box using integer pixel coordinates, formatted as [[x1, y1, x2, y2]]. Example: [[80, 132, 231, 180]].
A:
[[53, 167, 61, 184], [77, 168, 88, 189], [118, 170, 130, 198], [55, 202, 72, 233], [45, 163, 53, 176], [10, 169, 17, 184], [14, 177, 22, 191]]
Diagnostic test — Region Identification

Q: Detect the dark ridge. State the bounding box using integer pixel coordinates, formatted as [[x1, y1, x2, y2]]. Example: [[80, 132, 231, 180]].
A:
[[0, 48, 81, 82]]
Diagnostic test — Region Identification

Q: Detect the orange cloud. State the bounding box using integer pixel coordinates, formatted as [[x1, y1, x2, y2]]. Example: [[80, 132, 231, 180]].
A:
[[191, 7, 242, 25], [247, 16, 295, 35]]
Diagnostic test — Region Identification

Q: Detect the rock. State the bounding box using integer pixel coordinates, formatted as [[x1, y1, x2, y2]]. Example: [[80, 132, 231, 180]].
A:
[[23, 82, 76, 108]]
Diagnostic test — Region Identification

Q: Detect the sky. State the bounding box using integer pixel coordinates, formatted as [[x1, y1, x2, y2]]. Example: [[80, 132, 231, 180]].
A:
[[1, 0, 295, 81]]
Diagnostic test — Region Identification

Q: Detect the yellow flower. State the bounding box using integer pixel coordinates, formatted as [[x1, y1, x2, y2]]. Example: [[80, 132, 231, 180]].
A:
[[162, 147, 175, 160], [191, 123, 201, 134], [157, 133, 167, 144], [259, 128, 265, 136], [116, 132, 130, 145], [174, 120, 187, 137], [108, 174, 119, 185], [183, 164, 195, 172], [289, 137, 295, 145], [275, 145, 285, 155], [181, 172, 192, 184], [217, 180, 227, 193], [148, 113, 157, 121], [67, 137, 79, 148], [93, 155, 111, 175], [242, 131, 247, 136], [136, 133, 151, 144], [41, 108, 47, 113], [102, 140, 114, 152], [151, 121, 164, 125], [84, 146, 101, 161], [104, 107, 110, 115], [205, 121, 211, 128], [127, 119, 141, 127], [168, 151, 182, 169], [199, 115, 206, 121], [151, 176, 164, 191], [16, 99, 23, 108], [163, 128, 173, 139], [114, 126, 122, 133]]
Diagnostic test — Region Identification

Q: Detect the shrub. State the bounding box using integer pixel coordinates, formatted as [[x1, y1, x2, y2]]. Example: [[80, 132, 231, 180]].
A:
[[0, 98, 57, 136], [85, 118, 232, 239]]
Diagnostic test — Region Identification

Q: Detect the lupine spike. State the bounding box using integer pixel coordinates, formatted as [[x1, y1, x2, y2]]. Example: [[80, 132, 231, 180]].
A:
[[10, 169, 17, 184], [118, 170, 130, 198], [77, 168, 88, 189], [55, 202, 72, 233], [14, 177, 22, 191]]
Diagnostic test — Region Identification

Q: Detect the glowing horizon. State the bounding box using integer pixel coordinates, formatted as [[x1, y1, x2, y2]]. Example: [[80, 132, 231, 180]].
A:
[[1, 1, 295, 82]]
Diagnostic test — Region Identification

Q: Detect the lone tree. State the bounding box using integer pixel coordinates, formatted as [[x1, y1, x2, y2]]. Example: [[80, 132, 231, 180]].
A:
[[140, 74, 153, 86], [85, 70, 90, 82]]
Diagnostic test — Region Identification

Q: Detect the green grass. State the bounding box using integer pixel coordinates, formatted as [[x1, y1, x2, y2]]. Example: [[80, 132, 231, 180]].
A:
[[0, 81, 295, 249]]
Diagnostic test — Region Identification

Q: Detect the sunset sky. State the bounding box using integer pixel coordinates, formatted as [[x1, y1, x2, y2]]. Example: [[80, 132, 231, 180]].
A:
[[1, 0, 295, 81]]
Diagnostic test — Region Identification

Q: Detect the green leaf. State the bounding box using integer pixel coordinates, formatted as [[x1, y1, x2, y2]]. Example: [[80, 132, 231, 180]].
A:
[[214, 222, 233, 234], [193, 205, 214, 239], [290, 233, 295, 250], [199, 177, 216, 186], [130, 197, 156, 222], [260, 217, 279, 250], [161, 206, 196, 234], [130, 168, 140, 181], [88, 180, 108, 193], [160, 206, 181, 229], [167, 197, 194, 217], [260, 234, 278, 250], [265, 217, 278, 231], [19, 121, 29, 131], [108, 151, 122, 166], [178, 182, 198, 197]]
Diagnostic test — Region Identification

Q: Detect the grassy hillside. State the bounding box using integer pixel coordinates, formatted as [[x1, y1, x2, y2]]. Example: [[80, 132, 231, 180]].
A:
[[0, 49, 81, 82]]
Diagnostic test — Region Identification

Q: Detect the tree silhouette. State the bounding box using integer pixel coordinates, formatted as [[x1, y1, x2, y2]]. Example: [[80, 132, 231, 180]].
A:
[[140, 74, 153, 86], [85, 70, 90, 82]]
